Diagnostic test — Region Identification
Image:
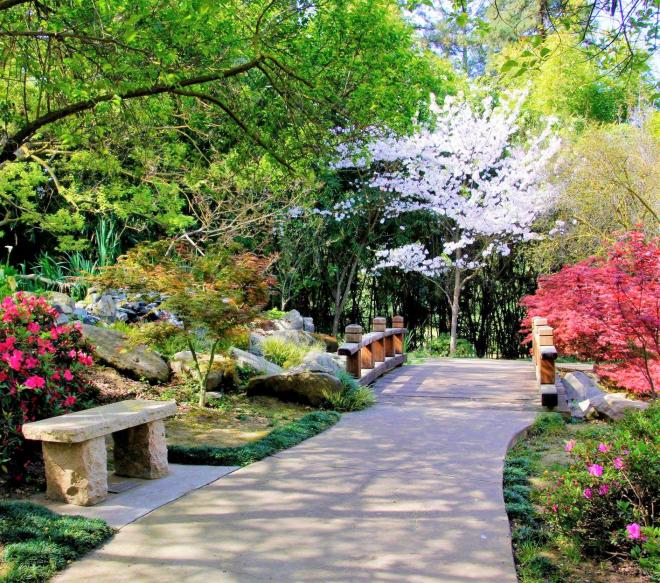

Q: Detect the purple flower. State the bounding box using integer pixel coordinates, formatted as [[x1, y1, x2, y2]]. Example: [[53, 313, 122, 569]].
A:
[[583, 488, 593, 499], [564, 440, 576, 452], [588, 464, 603, 477], [613, 457, 624, 470], [598, 484, 610, 496], [598, 443, 610, 453], [626, 523, 642, 540]]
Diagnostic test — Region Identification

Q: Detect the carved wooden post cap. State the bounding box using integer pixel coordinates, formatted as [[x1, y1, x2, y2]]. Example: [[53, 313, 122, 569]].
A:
[[372, 317, 386, 332], [345, 324, 363, 343], [392, 315, 404, 328], [532, 317, 548, 328]]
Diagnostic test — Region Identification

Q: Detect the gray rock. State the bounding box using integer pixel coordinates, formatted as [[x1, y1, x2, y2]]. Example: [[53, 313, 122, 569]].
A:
[[590, 393, 648, 421], [563, 372, 603, 402], [81, 324, 170, 383], [290, 351, 343, 375], [230, 347, 284, 375], [45, 291, 75, 314], [87, 294, 117, 321], [303, 317, 315, 333], [246, 370, 343, 406], [282, 309, 304, 331], [248, 332, 265, 356], [170, 351, 235, 391]]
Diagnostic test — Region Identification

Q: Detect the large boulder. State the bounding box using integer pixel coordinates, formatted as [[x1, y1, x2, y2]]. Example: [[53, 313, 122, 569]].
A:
[[170, 350, 237, 391], [81, 324, 170, 383], [291, 351, 343, 375], [230, 347, 284, 376], [302, 317, 315, 333], [246, 371, 343, 406], [45, 291, 75, 314], [590, 393, 648, 421], [282, 309, 304, 331], [563, 372, 603, 402]]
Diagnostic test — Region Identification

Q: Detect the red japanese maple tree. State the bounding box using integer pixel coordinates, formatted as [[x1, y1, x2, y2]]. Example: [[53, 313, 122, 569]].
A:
[[521, 231, 659, 398]]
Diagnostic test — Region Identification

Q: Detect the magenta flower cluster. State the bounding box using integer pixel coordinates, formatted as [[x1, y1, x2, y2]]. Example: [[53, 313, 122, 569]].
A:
[[0, 293, 96, 483]]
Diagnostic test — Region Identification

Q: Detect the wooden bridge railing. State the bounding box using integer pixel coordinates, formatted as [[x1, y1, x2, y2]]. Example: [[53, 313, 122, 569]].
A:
[[531, 316, 558, 407], [338, 316, 407, 386]]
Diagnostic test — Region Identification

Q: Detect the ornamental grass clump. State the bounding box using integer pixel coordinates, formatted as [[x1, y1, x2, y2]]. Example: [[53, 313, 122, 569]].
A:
[[0, 293, 97, 484], [541, 404, 659, 572]]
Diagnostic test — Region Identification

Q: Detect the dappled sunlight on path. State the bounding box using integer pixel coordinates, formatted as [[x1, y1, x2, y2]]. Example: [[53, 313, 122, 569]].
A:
[[56, 358, 537, 583]]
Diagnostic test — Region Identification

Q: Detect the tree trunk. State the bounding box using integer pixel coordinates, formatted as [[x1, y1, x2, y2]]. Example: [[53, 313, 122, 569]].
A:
[[331, 256, 359, 336], [449, 267, 462, 357]]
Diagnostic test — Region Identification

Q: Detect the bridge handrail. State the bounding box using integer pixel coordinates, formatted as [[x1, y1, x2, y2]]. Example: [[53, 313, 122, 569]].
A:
[[531, 316, 558, 407], [340, 316, 407, 386]]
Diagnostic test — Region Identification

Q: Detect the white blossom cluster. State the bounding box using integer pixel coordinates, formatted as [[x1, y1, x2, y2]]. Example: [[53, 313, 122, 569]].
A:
[[337, 91, 561, 275]]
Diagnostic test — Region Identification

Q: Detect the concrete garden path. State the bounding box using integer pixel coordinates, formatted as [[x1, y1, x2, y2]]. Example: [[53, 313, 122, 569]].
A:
[[56, 359, 539, 583]]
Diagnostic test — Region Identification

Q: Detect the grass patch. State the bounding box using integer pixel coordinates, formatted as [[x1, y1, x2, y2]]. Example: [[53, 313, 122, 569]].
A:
[[260, 336, 325, 369], [322, 370, 376, 412], [165, 394, 314, 448], [0, 501, 114, 583], [168, 410, 340, 466]]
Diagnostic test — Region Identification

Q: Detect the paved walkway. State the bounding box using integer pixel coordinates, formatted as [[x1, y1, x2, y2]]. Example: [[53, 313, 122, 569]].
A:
[[56, 359, 538, 583]]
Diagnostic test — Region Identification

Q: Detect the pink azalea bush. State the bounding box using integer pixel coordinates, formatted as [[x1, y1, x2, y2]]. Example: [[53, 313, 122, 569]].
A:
[[541, 404, 659, 567], [0, 293, 97, 484]]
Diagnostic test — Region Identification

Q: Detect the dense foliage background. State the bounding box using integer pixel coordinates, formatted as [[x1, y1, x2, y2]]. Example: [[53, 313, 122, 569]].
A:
[[0, 0, 657, 357]]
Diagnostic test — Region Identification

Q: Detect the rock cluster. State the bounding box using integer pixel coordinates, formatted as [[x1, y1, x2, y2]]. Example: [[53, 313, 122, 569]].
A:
[[563, 371, 648, 421]]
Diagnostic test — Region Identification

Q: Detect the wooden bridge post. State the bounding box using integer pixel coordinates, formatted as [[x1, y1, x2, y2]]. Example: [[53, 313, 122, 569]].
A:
[[532, 317, 558, 407], [372, 317, 386, 363], [344, 324, 363, 379], [392, 315, 404, 355]]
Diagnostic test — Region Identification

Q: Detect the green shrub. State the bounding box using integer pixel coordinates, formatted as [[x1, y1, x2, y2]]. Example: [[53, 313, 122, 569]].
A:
[[0, 500, 114, 582], [168, 411, 340, 466], [262, 308, 286, 320], [260, 336, 324, 368], [426, 334, 476, 358], [322, 370, 376, 412], [542, 404, 659, 568]]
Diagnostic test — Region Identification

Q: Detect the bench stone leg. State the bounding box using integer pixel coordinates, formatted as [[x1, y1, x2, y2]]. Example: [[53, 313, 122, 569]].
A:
[[113, 419, 168, 479], [43, 437, 108, 506]]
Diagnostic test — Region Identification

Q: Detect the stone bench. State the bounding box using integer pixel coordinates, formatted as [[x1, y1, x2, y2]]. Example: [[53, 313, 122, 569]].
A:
[[23, 399, 177, 506]]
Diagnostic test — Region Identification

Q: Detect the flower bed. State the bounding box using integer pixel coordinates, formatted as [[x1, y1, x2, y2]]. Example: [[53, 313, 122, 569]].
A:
[[0, 293, 97, 485]]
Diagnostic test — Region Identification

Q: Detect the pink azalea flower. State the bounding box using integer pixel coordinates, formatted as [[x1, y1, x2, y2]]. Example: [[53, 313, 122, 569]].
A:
[[62, 396, 77, 407], [7, 350, 23, 371], [613, 457, 624, 470], [63, 369, 74, 382], [588, 464, 603, 477], [583, 488, 593, 499], [552, 504, 558, 512], [626, 523, 642, 540], [564, 440, 576, 452], [598, 484, 610, 496], [24, 356, 40, 369], [24, 375, 46, 389], [68, 349, 78, 359], [27, 322, 41, 334], [598, 443, 610, 453]]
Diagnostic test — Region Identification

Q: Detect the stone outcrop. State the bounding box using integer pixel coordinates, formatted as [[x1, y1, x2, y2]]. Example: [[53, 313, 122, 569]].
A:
[[81, 324, 170, 383], [230, 347, 284, 375], [170, 350, 238, 391], [291, 351, 344, 375], [246, 370, 343, 406], [248, 310, 319, 356], [563, 371, 648, 421]]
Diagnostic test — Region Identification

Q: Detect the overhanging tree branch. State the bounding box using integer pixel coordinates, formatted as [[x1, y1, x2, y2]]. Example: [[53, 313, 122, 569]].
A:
[[172, 89, 290, 169], [0, 56, 265, 163]]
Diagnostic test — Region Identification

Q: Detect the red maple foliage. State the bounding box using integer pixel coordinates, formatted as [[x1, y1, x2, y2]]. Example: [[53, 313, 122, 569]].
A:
[[521, 231, 659, 398]]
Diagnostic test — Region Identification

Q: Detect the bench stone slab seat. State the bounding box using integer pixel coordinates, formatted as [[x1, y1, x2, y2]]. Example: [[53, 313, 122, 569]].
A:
[[23, 400, 176, 507]]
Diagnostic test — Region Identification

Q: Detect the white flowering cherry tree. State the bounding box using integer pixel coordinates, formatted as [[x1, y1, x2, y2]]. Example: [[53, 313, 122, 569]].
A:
[[338, 91, 560, 355]]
